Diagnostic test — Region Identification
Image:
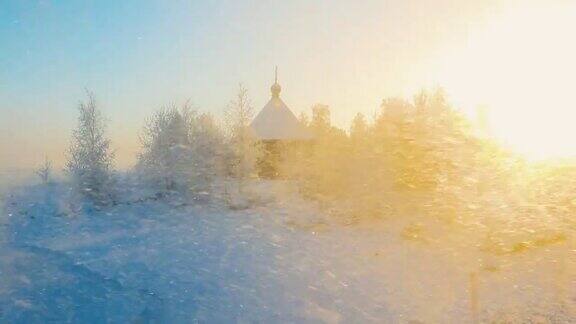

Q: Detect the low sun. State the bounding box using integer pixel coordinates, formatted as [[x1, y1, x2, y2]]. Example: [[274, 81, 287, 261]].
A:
[[437, 2, 576, 161]]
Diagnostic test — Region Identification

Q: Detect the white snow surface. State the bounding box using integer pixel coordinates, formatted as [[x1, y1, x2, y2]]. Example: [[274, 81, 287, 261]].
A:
[[1, 177, 575, 323]]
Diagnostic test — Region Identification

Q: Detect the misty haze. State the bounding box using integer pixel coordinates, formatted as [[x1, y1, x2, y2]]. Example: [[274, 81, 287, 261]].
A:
[[2, 1, 576, 323]]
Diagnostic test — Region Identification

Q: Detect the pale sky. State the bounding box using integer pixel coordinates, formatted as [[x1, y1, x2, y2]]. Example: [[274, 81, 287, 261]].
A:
[[2, 0, 575, 169]]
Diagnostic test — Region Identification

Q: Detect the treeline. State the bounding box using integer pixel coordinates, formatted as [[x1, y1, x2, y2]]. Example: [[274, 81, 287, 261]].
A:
[[280, 89, 517, 224], [53, 85, 576, 244], [62, 85, 261, 206], [278, 88, 576, 252]]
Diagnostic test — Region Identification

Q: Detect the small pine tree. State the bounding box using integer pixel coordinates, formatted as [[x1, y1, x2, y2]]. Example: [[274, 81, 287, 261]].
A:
[[66, 91, 115, 204]]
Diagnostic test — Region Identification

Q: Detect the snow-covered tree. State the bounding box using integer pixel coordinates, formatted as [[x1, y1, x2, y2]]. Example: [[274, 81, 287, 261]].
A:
[[224, 84, 261, 186], [311, 104, 331, 136], [66, 91, 115, 203], [137, 104, 193, 193], [188, 112, 227, 192], [35, 156, 53, 184], [350, 112, 368, 139], [137, 103, 226, 194], [298, 111, 310, 128]]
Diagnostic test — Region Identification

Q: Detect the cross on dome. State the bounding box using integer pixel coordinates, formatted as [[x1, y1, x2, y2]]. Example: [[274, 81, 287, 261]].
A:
[[271, 66, 281, 98], [250, 67, 313, 141]]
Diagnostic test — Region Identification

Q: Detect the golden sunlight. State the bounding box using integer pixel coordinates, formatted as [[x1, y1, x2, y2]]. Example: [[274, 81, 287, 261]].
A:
[[438, 2, 576, 161]]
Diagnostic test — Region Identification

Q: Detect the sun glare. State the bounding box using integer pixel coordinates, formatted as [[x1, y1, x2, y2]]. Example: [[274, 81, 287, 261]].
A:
[[438, 2, 576, 161]]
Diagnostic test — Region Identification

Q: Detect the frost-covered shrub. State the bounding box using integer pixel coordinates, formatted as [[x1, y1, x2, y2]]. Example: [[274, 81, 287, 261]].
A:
[[66, 92, 115, 204]]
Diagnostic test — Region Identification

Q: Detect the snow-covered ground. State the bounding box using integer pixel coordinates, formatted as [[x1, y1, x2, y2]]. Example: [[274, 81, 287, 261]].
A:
[[1, 177, 575, 323]]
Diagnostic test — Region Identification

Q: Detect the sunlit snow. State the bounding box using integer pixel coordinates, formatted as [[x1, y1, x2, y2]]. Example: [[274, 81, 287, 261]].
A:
[[1, 175, 573, 323]]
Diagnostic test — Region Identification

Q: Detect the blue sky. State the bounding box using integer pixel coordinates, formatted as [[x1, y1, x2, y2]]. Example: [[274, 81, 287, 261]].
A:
[[1, 0, 514, 168]]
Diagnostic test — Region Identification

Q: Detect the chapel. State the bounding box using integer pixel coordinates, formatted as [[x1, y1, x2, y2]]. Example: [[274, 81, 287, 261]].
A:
[[250, 68, 313, 177]]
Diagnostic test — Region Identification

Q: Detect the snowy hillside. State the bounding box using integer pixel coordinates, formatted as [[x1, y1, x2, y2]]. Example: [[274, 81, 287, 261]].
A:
[[1, 179, 575, 323]]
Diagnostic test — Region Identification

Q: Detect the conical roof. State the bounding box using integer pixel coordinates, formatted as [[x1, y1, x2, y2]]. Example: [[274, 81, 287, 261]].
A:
[[250, 69, 312, 141]]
